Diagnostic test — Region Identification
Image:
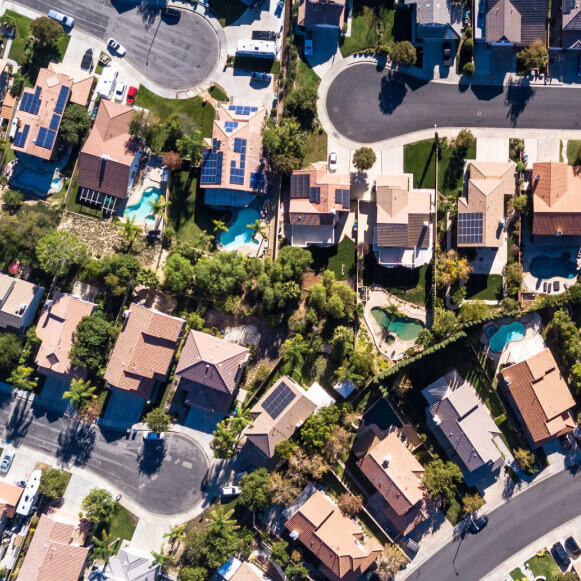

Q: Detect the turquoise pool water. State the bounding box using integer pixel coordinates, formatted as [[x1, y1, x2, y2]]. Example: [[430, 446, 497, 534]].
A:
[[124, 187, 161, 223], [371, 307, 424, 341], [219, 208, 261, 250], [528, 252, 578, 280], [487, 321, 526, 353]]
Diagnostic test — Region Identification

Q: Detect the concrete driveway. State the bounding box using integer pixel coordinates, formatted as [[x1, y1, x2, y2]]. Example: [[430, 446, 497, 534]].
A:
[[9, 0, 220, 90]]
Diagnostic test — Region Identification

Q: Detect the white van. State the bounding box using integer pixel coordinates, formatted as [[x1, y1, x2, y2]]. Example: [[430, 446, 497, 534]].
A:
[[9, 117, 19, 140], [48, 9, 75, 28]]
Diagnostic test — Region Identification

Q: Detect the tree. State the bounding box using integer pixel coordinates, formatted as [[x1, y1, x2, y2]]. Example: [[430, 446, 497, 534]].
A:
[[63, 378, 96, 410], [36, 231, 90, 277], [10, 72, 24, 97], [151, 544, 172, 573], [149, 196, 171, 221], [212, 219, 229, 233], [120, 216, 143, 249], [389, 41, 417, 67], [512, 194, 528, 214], [288, 449, 328, 480], [59, 104, 91, 148], [269, 472, 301, 506], [422, 459, 463, 504], [281, 333, 309, 367], [501, 297, 520, 315], [300, 405, 341, 450], [137, 268, 159, 289], [431, 308, 460, 341], [285, 86, 318, 127], [376, 545, 408, 580], [163, 151, 182, 172], [436, 250, 472, 287], [270, 540, 290, 567], [285, 563, 309, 581], [553, 573, 579, 581], [164, 253, 195, 293], [323, 425, 350, 463], [177, 130, 205, 165], [0, 333, 22, 370], [206, 507, 239, 536], [352, 147, 376, 171], [7, 366, 37, 391], [463, 62, 475, 75], [337, 493, 363, 517], [514, 448, 536, 472], [70, 312, 113, 373], [334, 365, 364, 386], [145, 408, 171, 434], [39, 468, 69, 500], [129, 110, 159, 147], [462, 493, 485, 514], [415, 328, 434, 349], [459, 300, 489, 323], [518, 39, 548, 71], [262, 117, 308, 175], [1, 189, 24, 213], [455, 129, 475, 152], [92, 529, 116, 561], [247, 219, 268, 240], [179, 567, 208, 581], [164, 524, 186, 547], [81, 489, 116, 524], [239, 468, 272, 513], [505, 262, 523, 296], [30, 16, 61, 46]]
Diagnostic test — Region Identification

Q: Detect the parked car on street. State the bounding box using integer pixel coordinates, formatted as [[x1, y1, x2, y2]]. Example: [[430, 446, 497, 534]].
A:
[[0, 450, 15, 474], [143, 431, 164, 441], [328, 150, 337, 171], [107, 38, 127, 57], [251, 71, 272, 83], [162, 6, 181, 21], [305, 30, 314, 56], [48, 9, 74, 28], [565, 536, 581, 558], [220, 486, 241, 499], [469, 515, 488, 533], [443, 42, 452, 66], [552, 542, 571, 569], [127, 86, 138, 104]]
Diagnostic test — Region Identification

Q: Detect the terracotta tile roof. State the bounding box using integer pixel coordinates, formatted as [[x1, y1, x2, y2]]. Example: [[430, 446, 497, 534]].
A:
[[0, 481, 23, 519], [285, 490, 382, 581], [486, 0, 521, 43], [35, 293, 97, 381], [47, 62, 93, 106], [245, 376, 316, 458], [78, 100, 140, 200], [0, 272, 43, 332], [532, 162, 581, 236], [297, 0, 346, 28], [18, 511, 89, 581], [104, 303, 185, 399], [501, 348, 576, 445], [1, 92, 15, 120], [230, 562, 265, 580]]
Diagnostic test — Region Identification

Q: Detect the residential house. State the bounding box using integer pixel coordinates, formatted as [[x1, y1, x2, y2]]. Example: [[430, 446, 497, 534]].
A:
[[373, 174, 433, 268], [405, 0, 460, 42], [485, 0, 548, 46], [297, 0, 346, 29], [561, 0, 581, 49], [0, 58, 12, 108], [18, 510, 89, 581], [357, 431, 428, 536], [500, 348, 576, 447], [104, 540, 161, 581], [201, 104, 267, 207], [531, 161, 581, 240], [217, 556, 272, 580], [423, 371, 504, 482], [35, 293, 97, 382], [0, 481, 23, 534], [77, 100, 142, 215], [47, 62, 94, 107], [241, 375, 317, 465], [457, 161, 515, 249], [104, 303, 184, 422], [285, 490, 382, 581], [0, 272, 44, 334], [175, 329, 250, 414], [288, 161, 350, 247]]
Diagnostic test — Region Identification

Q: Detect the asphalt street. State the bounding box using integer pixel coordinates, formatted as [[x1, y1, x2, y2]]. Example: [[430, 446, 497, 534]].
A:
[[11, 0, 219, 89], [0, 391, 208, 516], [326, 63, 581, 143], [406, 468, 581, 580]]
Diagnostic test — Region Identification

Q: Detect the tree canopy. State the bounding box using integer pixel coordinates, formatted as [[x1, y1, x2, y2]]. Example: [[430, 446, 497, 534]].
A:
[[0, 333, 22, 370], [239, 468, 272, 512], [36, 230, 90, 277], [81, 488, 116, 524], [262, 117, 307, 175], [70, 312, 114, 373], [60, 104, 91, 148], [30, 16, 62, 46], [389, 41, 417, 67], [353, 147, 376, 171], [518, 39, 548, 71], [145, 408, 171, 434], [422, 459, 463, 504]]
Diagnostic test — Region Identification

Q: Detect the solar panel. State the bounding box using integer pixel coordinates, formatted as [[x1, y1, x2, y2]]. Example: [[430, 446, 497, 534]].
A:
[[234, 105, 252, 115], [20, 92, 40, 115], [225, 121, 239, 132], [458, 212, 483, 244], [35, 127, 57, 149], [309, 186, 321, 204], [228, 105, 236, 111], [34, 86, 42, 98], [200, 150, 224, 185], [212, 139, 221, 153], [290, 173, 310, 198], [233, 138, 246, 154], [54, 85, 70, 114], [250, 172, 265, 190], [262, 382, 296, 420], [250, 107, 258, 112], [335, 188, 350, 208], [12, 124, 30, 148], [50, 113, 61, 131]]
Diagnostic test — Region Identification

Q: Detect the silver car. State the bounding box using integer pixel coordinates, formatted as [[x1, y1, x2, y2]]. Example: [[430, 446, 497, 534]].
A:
[[0, 450, 15, 474], [107, 38, 127, 57]]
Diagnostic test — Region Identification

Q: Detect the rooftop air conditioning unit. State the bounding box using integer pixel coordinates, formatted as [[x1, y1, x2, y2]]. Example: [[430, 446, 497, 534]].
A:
[[433, 414, 441, 425], [289, 530, 299, 541], [557, 230, 563, 236], [505, 378, 511, 385]]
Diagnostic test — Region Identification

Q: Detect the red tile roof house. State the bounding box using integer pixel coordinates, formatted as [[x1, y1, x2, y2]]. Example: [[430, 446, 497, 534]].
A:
[[500, 348, 576, 448], [103, 303, 185, 426], [0, 272, 44, 335], [174, 329, 250, 415], [18, 510, 89, 581], [297, 0, 346, 29], [35, 293, 97, 382], [77, 100, 143, 216], [0, 481, 23, 534], [285, 490, 382, 581], [288, 162, 351, 247]]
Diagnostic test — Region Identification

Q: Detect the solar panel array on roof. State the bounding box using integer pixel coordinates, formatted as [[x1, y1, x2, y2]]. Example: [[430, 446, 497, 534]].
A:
[[250, 171, 265, 190], [225, 121, 239, 132], [233, 106, 252, 115], [212, 139, 221, 152], [233, 138, 246, 154], [20, 92, 41, 115], [54, 85, 70, 115], [13, 124, 30, 148], [309, 186, 321, 204], [262, 382, 296, 420], [201, 150, 224, 185], [335, 188, 350, 208], [290, 173, 310, 198], [458, 212, 484, 244], [35, 127, 57, 150], [49, 113, 61, 131]]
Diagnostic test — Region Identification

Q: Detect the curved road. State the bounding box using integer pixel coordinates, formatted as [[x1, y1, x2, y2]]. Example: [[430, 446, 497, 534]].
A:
[[0, 391, 208, 516], [406, 468, 581, 580], [326, 63, 581, 143]]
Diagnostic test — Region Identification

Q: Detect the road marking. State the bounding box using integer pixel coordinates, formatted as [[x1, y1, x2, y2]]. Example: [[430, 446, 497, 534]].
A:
[[182, 461, 193, 469]]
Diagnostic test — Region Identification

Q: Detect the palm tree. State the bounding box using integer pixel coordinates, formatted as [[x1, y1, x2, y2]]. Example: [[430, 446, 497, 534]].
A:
[[91, 529, 118, 561], [212, 219, 229, 234], [150, 544, 171, 573], [334, 365, 364, 385], [63, 378, 96, 410], [281, 334, 309, 368], [247, 219, 268, 241], [120, 216, 143, 249], [206, 507, 239, 536], [149, 197, 171, 221], [163, 524, 186, 547], [177, 130, 205, 165], [8, 366, 37, 391]]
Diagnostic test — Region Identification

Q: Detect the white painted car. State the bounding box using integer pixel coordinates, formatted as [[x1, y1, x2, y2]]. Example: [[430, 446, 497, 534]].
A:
[[0, 450, 15, 474], [48, 9, 74, 28], [115, 81, 127, 101], [220, 486, 241, 498], [328, 150, 337, 171], [107, 38, 127, 57]]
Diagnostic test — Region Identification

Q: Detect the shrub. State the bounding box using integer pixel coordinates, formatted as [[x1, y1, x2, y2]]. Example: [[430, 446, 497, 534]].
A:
[[463, 62, 475, 75]]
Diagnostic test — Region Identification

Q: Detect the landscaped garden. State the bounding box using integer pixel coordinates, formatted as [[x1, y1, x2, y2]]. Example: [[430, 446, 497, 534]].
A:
[[465, 274, 503, 300], [567, 139, 581, 166], [524, 551, 561, 580], [309, 237, 356, 280]]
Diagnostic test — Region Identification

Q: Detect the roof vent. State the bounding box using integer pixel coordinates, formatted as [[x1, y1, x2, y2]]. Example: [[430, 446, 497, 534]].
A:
[[535, 175, 540, 181], [557, 230, 563, 236], [505, 378, 511, 385], [101, 154, 109, 161], [16, 303, 27, 314], [433, 414, 441, 425], [382, 454, 392, 468], [289, 530, 299, 541]]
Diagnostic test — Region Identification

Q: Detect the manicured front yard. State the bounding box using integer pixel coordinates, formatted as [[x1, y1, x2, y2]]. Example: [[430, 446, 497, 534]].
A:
[[341, 1, 394, 57], [524, 552, 561, 581], [310, 237, 356, 280], [208, 85, 229, 102], [509, 567, 525, 580], [465, 274, 503, 300], [567, 139, 581, 166], [108, 503, 138, 548]]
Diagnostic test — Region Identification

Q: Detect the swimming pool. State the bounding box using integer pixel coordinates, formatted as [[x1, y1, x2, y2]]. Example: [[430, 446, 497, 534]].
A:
[[528, 252, 578, 280], [219, 208, 261, 250], [371, 307, 424, 341], [487, 321, 526, 353], [363, 398, 402, 431], [124, 187, 161, 223]]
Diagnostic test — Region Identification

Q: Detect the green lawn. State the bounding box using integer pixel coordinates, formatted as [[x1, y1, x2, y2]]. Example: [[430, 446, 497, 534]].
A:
[[309, 237, 356, 280], [134, 86, 215, 138], [404, 139, 477, 196], [445, 498, 462, 525], [524, 553, 561, 581], [209, 85, 229, 102], [208, 0, 246, 27], [296, 59, 320, 92], [66, 176, 104, 220], [465, 274, 503, 300], [340, 2, 394, 57], [303, 127, 328, 168], [567, 139, 581, 166], [509, 567, 525, 580], [108, 503, 138, 548], [56, 33, 71, 60]]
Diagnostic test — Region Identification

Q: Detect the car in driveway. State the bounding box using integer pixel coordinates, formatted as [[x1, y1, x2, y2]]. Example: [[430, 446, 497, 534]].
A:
[[552, 542, 571, 569], [251, 71, 272, 84], [443, 42, 452, 66], [48, 9, 74, 28], [0, 450, 15, 474], [80, 49, 93, 73], [469, 515, 488, 533], [143, 431, 164, 442], [565, 536, 581, 558], [127, 86, 138, 104], [162, 6, 181, 21], [328, 150, 337, 171], [115, 81, 127, 101], [107, 38, 127, 57], [220, 486, 241, 499]]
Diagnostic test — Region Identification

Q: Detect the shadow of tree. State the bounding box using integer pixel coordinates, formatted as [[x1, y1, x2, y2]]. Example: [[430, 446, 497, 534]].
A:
[[137, 1, 160, 30], [504, 80, 536, 126], [443, 147, 467, 192], [56, 420, 96, 467], [378, 72, 407, 115], [137, 440, 166, 476], [5, 398, 33, 445]]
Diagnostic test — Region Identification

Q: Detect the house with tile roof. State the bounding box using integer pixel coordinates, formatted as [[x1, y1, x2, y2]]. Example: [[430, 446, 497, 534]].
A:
[[285, 489, 382, 581], [201, 104, 267, 207], [297, 0, 346, 29], [175, 329, 250, 414], [423, 371, 504, 482], [77, 100, 142, 216], [0, 272, 44, 335], [35, 293, 97, 382], [241, 375, 317, 465], [373, 174, 433, 268], [47, 62, 93, 107], [405, 0, 460, 41], [18, 510, 89, 581], [104, 540, 160, 581], [0, 59, 12, 114], [531, 161, 581, 239], [0, 481, 23, 534], [500, 348, 576, 447], [485, 0, 548, 45], [288, 161, 350, 247], [457, 161, 515, 249], [357, 431, 429, 536], [561, 0, 581, 48]]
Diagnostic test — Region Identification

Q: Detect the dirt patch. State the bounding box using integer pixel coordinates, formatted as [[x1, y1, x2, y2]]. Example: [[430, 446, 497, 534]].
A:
[[300, 272, 323, 290]]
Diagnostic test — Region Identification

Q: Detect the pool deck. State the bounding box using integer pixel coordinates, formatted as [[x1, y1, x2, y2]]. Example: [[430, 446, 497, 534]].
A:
[[364, 285, 428, 361]]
